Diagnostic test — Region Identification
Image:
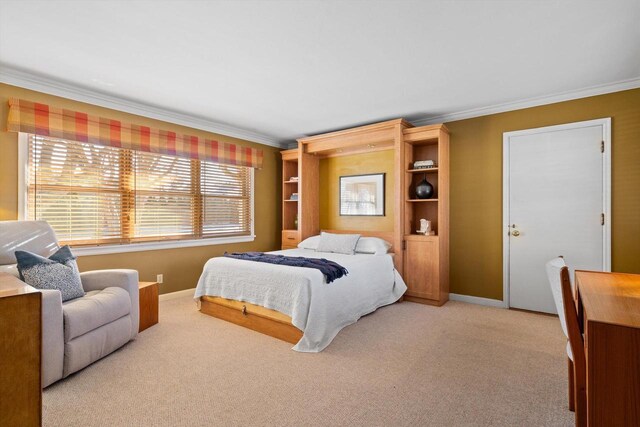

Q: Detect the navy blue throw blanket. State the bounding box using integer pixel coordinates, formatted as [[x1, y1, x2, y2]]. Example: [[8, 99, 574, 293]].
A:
[[224, 252, 348, 283]]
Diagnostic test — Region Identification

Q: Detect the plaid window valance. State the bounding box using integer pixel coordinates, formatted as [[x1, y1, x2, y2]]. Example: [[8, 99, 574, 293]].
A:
[[7, 98, 263, 168]]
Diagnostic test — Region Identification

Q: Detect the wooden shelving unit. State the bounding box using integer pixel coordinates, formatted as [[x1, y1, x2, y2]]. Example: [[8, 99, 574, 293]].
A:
[[281, 149, 300, 249], [402, 124, 449, 306]]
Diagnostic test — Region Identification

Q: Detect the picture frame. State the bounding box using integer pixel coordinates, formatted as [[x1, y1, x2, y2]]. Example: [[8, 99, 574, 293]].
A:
[[339, 173, 385, 216]]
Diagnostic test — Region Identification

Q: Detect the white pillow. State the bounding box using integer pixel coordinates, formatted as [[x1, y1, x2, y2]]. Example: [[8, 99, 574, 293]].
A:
[[316, 232, 361, 255], [298, 235, 321, 250], [355, 237, 392, 255]]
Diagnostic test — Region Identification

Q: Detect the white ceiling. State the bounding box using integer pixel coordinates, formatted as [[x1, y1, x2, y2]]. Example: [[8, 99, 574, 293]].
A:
[[1, 0, 639, 146]]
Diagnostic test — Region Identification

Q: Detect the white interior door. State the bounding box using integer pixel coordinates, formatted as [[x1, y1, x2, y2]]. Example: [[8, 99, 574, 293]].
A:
[[504, 119, 610, 314]]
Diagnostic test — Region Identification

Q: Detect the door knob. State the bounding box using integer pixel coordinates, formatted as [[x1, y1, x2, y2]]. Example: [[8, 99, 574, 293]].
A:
[[511, 230, 521, 237]]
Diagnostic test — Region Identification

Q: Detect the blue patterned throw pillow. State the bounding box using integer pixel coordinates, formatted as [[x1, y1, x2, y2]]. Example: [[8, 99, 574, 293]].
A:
[[15, 245, 85, 302]]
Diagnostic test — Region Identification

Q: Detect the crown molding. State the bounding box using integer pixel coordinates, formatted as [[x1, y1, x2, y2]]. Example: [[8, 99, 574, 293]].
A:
[[0, 64, 287, 148], [412, 76, 640, 126], [5, 63, 637, 145]]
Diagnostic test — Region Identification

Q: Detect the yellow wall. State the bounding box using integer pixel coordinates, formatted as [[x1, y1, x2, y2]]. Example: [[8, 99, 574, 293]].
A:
[[0, 83, 282, 294], [319, 150, 394, 231], [3, 83, 638, 301], [446, 88, 640, 300]]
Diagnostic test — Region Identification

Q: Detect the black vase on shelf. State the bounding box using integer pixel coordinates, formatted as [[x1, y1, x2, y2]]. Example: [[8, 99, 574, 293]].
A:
[[415, 174, 434, 199]]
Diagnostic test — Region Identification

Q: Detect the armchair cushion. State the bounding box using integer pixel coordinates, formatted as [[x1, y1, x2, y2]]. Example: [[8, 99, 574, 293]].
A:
[[80, 269, 140, 339], [16, 245, 84, 302], [62, 287, 131, 342], [63, 315, 132, 377]]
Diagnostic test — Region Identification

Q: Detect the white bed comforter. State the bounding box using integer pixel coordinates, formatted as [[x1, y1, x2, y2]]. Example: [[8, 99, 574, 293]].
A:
[[194, 248, 407, 352]]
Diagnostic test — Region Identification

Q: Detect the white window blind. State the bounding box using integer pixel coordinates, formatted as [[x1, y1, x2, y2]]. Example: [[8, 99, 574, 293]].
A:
[[133, 151, 195, 240], [26, 134, 252, 247], [201, 162, 251, 237]]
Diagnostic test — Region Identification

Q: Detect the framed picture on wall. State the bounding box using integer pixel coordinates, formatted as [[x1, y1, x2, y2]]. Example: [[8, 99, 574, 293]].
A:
[[339, 173, 385, 216]]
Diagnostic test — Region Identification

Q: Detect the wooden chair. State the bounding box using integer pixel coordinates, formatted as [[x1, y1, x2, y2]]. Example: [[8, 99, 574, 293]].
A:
[[546, 257, 586, 427]]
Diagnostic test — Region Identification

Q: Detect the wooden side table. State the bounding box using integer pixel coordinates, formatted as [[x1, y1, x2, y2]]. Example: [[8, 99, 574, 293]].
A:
[[0, 273, 42, 427], [138, 282, 159, 332]]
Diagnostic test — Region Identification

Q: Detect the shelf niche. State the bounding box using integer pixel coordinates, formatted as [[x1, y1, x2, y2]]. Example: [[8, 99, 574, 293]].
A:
[[281, 150, 299, 236]]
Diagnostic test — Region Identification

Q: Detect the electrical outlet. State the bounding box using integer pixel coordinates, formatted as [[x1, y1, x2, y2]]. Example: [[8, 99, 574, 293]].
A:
[[156, 274, 163, 284]]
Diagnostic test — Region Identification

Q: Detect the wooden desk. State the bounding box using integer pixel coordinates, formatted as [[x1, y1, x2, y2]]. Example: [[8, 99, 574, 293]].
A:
[[0, 273, 42, 427], [575, 271, 640, 426], [138, 281, 159, 332]]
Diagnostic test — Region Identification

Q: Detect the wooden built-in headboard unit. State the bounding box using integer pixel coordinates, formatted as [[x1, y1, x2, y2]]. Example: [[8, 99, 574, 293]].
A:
[[282, 119, 449, 306]]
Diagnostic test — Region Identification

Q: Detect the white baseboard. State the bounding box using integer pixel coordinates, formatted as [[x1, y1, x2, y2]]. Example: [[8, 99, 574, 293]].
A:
[[159, 287, 196, 301], [449, 293, 506, 308]]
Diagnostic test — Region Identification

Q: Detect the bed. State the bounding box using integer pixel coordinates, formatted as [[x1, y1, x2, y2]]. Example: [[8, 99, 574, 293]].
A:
[[194, 231, 406, 352]]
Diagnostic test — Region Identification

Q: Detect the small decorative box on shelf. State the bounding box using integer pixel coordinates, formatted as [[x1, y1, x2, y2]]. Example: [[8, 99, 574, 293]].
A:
[[413, 160, 437, 169]]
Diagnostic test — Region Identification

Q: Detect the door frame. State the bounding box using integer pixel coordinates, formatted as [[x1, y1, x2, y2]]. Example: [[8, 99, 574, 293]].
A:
[[502, 118, 611, 308]]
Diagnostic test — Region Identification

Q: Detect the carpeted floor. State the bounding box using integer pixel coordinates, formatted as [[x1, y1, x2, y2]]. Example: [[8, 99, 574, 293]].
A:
[[43, 297, 573, 426]]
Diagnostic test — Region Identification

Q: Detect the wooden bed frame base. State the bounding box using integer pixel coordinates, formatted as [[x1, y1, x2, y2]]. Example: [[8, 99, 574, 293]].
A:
[[199, 296, 303, 344], [199, 230, 398, 344]]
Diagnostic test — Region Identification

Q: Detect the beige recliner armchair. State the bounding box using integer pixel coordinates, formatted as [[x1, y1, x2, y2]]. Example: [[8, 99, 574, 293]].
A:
[[0, 220, 138, 387]]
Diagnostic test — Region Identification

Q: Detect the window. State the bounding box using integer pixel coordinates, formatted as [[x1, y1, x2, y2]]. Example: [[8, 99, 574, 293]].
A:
[[21, 134, 253, 252]]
